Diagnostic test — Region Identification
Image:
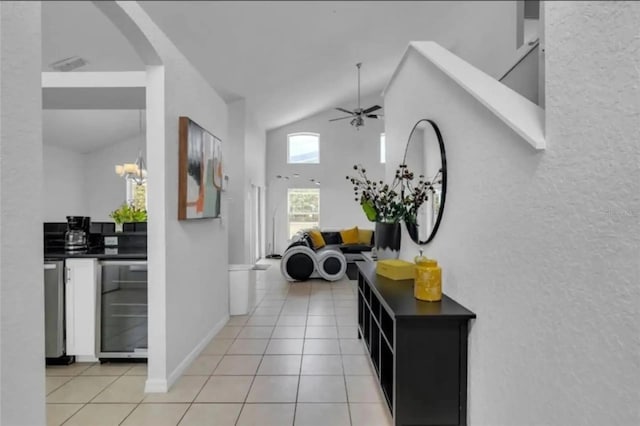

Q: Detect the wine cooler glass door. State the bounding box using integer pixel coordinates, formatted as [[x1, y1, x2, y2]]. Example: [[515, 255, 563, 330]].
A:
[[99, 261, 148, 357]]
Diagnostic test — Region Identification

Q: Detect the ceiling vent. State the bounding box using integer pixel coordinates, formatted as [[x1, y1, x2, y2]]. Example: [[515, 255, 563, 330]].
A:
[[49, 56, 88, 72]]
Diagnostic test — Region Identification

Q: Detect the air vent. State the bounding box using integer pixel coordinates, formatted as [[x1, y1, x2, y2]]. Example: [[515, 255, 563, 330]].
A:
[[49, 56, 88, 72]]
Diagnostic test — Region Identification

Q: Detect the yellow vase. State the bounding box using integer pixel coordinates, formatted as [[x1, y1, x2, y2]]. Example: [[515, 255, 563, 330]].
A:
[[414, 254, 442, 302]]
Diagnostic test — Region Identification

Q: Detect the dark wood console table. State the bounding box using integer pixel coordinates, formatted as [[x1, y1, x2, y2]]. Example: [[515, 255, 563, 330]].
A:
[[356, 262, 476, 426]]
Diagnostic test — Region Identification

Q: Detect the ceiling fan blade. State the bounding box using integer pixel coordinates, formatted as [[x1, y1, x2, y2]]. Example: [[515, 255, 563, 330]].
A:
[[329, 116, 353, 122], [362, 105, 382, 114], [335, 107, 355, 115], [366, 114, 383, 119]]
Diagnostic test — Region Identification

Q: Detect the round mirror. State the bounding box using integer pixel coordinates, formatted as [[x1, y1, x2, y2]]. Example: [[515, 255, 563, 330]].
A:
[[400, 119, 447, 245]]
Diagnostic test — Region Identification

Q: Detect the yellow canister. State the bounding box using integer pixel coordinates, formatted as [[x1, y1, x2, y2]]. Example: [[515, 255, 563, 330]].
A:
[[414, 253, 442, 302]]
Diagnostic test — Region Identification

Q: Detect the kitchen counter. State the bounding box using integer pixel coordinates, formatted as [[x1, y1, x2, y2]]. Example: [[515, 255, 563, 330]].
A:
[[44, 248, 147, 260]]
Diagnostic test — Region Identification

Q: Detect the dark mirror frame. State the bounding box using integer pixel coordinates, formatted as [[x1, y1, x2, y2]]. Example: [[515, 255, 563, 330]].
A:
[[400, 119, 447, 245]]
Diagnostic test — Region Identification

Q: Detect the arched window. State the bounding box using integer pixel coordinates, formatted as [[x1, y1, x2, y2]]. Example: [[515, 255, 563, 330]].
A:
[[287, 132, 320, 164]]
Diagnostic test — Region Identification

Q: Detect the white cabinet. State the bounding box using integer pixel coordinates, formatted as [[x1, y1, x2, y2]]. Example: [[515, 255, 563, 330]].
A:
[[65, 258, 98, 361], [229, 264, 257, 315]]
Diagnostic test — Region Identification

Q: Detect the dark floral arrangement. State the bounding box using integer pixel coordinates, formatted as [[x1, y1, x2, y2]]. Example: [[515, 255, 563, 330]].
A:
[[400, 165, 439, 224], [346, 164, 437, 223]]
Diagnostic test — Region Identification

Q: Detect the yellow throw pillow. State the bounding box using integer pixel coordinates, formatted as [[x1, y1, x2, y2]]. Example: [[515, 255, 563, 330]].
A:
[[358, 229, 373, 245], [340, 227, 360, 245], [308, 229, 326, 249]]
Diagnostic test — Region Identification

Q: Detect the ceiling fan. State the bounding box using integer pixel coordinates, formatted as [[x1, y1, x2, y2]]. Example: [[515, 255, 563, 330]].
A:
[[330, 62, 383, 129]]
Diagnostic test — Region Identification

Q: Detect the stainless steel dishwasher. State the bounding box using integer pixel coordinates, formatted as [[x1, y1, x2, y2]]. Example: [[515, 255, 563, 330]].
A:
[[44, 260, 65, 358], [97, 260, 148, 358]]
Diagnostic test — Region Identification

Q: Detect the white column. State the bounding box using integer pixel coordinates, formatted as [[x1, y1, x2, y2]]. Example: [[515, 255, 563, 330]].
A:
[[227, 99, 248, 264], [0, 2, 45, 425]]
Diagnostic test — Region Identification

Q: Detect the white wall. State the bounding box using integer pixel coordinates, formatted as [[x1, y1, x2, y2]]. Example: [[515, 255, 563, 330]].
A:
[[538, 2, 545, 108], [162, 52, 228, 388], [501, 44, 539, 104], [0, 2, 46, 425], [245, 107, 266, 260], [43, 145, 88, 221], [42, 134, 145, 222], [384, 2, 640, 425], [226, 99, 248, 264], [227, 100, 267, 264], [84, 134, 144, 221], [266, 94, 384, 254], [106, 2, 230, 391]]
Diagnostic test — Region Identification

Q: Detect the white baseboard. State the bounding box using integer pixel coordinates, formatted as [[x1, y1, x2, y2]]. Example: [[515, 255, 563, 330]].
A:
[[75, 355, 99, 363], [144, 378, 168, 393], [145, 314, 229, 393]]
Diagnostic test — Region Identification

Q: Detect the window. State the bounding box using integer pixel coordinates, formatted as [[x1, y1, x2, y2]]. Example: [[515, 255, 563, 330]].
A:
[[288, 133, 319, 164], [380, 133, 386, 163], [288, 188, 320, 238]]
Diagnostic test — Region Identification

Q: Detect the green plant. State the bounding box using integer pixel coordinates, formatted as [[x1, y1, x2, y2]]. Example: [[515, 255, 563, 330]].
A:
[[109, 203, 147, 224], [346, 164, 405, 223]]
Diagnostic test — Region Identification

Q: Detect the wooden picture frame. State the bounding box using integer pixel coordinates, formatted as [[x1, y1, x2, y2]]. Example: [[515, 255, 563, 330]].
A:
[[178, 117, 223, 220]]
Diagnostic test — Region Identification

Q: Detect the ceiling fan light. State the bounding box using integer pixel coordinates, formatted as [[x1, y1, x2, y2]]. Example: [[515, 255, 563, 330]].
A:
[[331, 63, 382, 129]]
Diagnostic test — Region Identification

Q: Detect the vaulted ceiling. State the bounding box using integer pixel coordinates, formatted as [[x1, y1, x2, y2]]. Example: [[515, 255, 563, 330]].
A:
[[140, 1, 516, 130], [43, 1, 144, 72], [42, 0, 516, 147]]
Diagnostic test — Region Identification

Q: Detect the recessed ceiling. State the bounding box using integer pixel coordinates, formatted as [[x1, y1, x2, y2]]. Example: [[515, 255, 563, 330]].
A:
[[43, 110, 143, 154]]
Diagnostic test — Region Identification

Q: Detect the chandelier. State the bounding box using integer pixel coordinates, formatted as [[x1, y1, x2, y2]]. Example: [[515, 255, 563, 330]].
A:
[[114, 150, 147, 185]]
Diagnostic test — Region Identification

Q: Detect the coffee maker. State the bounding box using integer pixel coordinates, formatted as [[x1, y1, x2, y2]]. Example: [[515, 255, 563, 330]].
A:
[[65, 216, 91, 252]]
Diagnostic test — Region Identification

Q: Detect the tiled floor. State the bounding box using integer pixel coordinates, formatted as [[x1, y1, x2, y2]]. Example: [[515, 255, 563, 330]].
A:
[[46, 260, 392, 425]]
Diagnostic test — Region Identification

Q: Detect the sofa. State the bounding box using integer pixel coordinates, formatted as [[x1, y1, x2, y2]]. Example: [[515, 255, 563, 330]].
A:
[[280, 228, 374, 282]]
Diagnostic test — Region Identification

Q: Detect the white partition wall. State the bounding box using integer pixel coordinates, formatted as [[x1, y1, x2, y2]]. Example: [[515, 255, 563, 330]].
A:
[[0, 2, 46, 424], [94, 1, 230, 392], [383, 2, 640, 425]]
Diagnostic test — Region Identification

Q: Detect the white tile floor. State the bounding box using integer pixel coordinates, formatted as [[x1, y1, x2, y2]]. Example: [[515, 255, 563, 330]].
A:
[[45, 260, 392, 425]]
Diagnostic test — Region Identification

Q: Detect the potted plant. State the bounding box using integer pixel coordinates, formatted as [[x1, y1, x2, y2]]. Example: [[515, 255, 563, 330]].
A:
[[346, 164, 404, 259], [109, 203, 147, 232], [346, 164, 431, 258]]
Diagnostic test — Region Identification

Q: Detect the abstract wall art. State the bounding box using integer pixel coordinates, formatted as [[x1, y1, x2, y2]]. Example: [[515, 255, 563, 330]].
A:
[[178, 116, 223, 220]]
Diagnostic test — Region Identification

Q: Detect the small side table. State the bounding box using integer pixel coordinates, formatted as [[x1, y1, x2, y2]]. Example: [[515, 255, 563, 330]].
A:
[[229, 264, 270, 315]]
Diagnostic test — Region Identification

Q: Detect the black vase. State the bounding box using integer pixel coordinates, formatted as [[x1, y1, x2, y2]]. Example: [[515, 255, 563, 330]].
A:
[[374, 222, 401, 259]]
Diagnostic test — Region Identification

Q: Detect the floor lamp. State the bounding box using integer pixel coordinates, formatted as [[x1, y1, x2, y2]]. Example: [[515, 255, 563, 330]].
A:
[[265, 207, 282, 259]]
